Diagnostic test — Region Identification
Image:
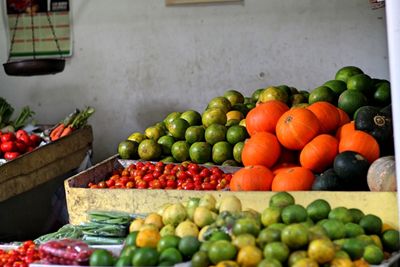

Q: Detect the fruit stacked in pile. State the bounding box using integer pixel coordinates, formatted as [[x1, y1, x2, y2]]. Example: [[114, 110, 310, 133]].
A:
[[89, 192, 400, 266], [0, 130, 42, 161], [0, 241, 41, 267]]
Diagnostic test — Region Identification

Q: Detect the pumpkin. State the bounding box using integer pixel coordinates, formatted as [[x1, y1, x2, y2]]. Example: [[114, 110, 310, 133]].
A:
[[312, 168, 345, 191], [337, 107, 351, 126], [271, 162, 299, 176], [300, 134, 338, 173], [241, 132, 281, 168], [275, 108, 320, 150], [276, 147, 299, 165], [230, 165, 274, 191], [367, 156, 396, 192], [307, 101, 340, 133], [335, 121, 355, 141], [338, 130, 380, 164], [271, 166, 315, 191], [245, 100, 289, 136]]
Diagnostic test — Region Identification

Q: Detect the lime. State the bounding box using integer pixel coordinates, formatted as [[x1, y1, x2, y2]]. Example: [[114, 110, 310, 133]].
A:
[[374, 82, 391, 106], [257, 228, 281, 248], [300, 218, 314, 228], [328, 207, 353, 224], [268, 223, 287, 232], [321, 219, 346, 240], [237, 245, 263, 267], [263, 242, 290, 263], [232, 103, 250, 117], [306, 199, 331, 222], [281, 224, 309, 249], [202, 108, 227, 128], [164, 112, 182, 128], [370, 235, 384, 250], [145, 126, 164, 141], [232, 218, 261, 237], [259, 87, 289, 104], [157, 235, 181, 252], [207, 96, 232, 113], [344, 223, 365, 238], [348, 208, 365, 223], [226, 110, 244, 122], [115, 256, 132, 267], [222, 159, 240, 166], [138, 139, 162, 161], [269, 192, 295, 209], [292, 258, 319, 267], [308, 86, 337, 104], [209, 231, 231, 242], [181, 110, 202, 126], [359, 214, 382, 235], [290, 94, 308, 106], [200, 240, 214, 253], [205, 124, 227, 145], [167, 118, 190, 140], [171, 141, 190, 162], [185, 126, 205, 144], [159, 247, 183, 265], [307, 225, 328, 241], [233, 141, 244, 164], [261, 207, 282, 227], [120, 245, 137, 259], [233, 233, 256, 248], [212, 141, 233, 164], [157, 135, 175, 155], [307, 239, 335, 264], [288, 250, 307, 267], [132, 247, 159, 266], [224, 90, 245, 106], [127, 132, 146, 143], [381, 229, 400, 252], [252, 88, 264, 102], [363, 244, 384, 265], [355, 234, 375, 247], [189, 142, 212, 164], [125, 231, 139, 246], [335, 66, 364, 82], [89, 249, 114, 267], [281, 204, 308, 224], [323, 80, 347, 95], [341, 238, 365, 260], [160, 156, 176, 163], [118, 140, 139, 159], [208, 240, 237, 264], [191, 251, 210, 267], [178, 236, 201, 258], [335, 250, 351, 259], [226, 125, 248, 145], [155, 121, 167, 131], [158, 261, 175, 266], [277, 85, 292, 97], [338, 90, 368, 117], [258, 258, 283, 267], [347, 73, 373, 94]]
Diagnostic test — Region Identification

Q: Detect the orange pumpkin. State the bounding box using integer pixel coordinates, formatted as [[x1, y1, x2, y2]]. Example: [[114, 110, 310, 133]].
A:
[[271, 162, 300, 176], [276, 147, 299, 165], [300, 134, 339, 173], [335, 121, 355, 141], [337, 107, 351, 127], [275, 108, 320, 150], [307, 101, 340, 133], [230, 165, 274, 191], [246, 100, 289, 136], [338, 130, 380, 163], [271, 166, 315, 191], [241, 132, 281, 168]]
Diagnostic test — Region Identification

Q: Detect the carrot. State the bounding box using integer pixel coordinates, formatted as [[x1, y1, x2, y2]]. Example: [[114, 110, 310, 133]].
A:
[[50, 123, 65, 141], [60, 125, 74, 138]]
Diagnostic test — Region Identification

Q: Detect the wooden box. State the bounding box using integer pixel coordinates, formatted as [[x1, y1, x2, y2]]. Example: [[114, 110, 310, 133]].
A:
[[65, 155, 398, 229]]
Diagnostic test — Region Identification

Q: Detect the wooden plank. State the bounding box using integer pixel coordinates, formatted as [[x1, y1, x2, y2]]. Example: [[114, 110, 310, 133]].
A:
[[0, 126, 93, 202], [65, 156, 399, 228]]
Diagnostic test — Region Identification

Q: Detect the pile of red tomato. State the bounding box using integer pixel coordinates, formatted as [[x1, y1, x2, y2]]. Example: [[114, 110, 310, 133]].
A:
[[88, 161, 232, 190], [0, 241, 41, 267], [0, 130, 42, 161]]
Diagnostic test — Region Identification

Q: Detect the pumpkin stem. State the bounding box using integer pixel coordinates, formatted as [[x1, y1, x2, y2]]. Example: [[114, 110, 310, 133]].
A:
[[374, 115, 386, 127], [285, 115, 293, 123]]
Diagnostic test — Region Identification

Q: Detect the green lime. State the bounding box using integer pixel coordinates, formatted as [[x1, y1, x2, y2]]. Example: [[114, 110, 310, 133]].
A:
[[268, 223, 287, 232], [335, 66, 364, 82], [212, 141, 233, 164], [374, 82, 391, 106], [281, 205, 308, 224], [132, 247, 159, 266], [209, 231, 231, 242], [232, 218, 261, 237], [338, 90, 368, 117], [202, 108, 227, 128], [252, 88, 264, 102], [269, 192, 295, 209], [258, 258, 282, 267], [185, 126, 205, 144], [120, 245, 138, 259], [277, 85, 292, 97], [89, 249, 114, 267], [308, 86, 337, 104], [115, 256, 133, 267], [171, 141, 190, 162], [232, 103, 250, 117], [359, 214, 382, 235], [222, 159, 240, 166], [127, 132, 146, 143], [145, 126, 165, 141], [208, 240, 237, 264], [164, 112, 182, 128], [118, 140, 139, 159], [233, 234, 256, 249], [233, 141, 244, 164], [160, 156, 176, 163], [341, 238, 365, 260], [157, 261, 175, 266], [335, 250, 351, 259], [306, 199, 331, 222], [328, 207, 353, 224], [259, 87, 289, 104], [382, 229, 400, 252], [321, 219, 346, 240], [178, 236, 201, 258], [347, 73, 373, 94], [226, 125, 248, 145], [199, 240, 214, 253], [191, 251, 210, 267], [261, 207, 282, 227], [157, 135, 175, 155], [323, 80, 347, 95], [155, 121, 166, 131], [167, 118, 190, 140], [181, 110, 202, 126], [224, 90, 245, 106], [281, 224, 309, 249], [363, 244, 384, 265], [189, 142, 212, 164], [159, 247, 183, 265], [290, 94, 308, 106], [257, 228, 281, 248], [288, 250, 308, 267], [263, 242, 290, 263], [205, 124, 227, 145], [157, 235, 181, 252], [348, 208, 365, 223], [307, 225, 328, 241], [138, 139, 162, 161], [307, 239, 336, 264], [207, 96, 232, 113], [300, 218, 314, 228], [344, 223, 365, 238]]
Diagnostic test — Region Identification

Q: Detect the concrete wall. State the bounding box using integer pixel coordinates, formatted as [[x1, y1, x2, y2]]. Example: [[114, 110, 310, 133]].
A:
[[0, 0, 388, 163]]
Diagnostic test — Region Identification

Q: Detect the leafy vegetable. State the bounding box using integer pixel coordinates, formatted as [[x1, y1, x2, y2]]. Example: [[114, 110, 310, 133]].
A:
[[12, 106, 35, 130], [0, 97, 14, 127]]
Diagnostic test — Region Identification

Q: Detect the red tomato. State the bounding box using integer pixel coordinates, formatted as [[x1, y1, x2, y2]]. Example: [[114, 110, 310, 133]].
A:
[[166, 180, 177, 188], [137, 180, 148, 189], [183, 182, 195, 190], [1, 133, 16, 143], [1, 141, 17, 153], [188, 163, 200, 173], [15, 141, 27, 153], [199, 168, 211, 178], [18, 134, 31, 146], [126, 181, 135, 188], [105, 179, 115, 187], [29, 134, 41, 147], [149, 180, 161, 189], [15, 130, 27, 139], [98, 181, 106, 188], [4, 152, 20, 161], [143, 173, 154, 183]]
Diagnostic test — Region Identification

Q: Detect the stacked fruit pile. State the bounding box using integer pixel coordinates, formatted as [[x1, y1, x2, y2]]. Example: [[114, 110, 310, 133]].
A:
[[88, 192, 400, 266]]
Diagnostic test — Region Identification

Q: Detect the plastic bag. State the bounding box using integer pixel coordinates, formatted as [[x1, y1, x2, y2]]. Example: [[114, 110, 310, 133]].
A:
[[39, 239, 94, 265]]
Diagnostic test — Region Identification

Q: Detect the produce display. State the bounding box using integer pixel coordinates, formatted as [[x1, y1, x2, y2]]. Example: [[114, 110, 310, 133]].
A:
[[87, 161, 232, 190], [0, 130, 42, 161], [0, 241, 41, 267]]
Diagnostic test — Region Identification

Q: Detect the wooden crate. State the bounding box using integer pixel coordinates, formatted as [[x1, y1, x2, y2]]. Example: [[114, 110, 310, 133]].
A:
[[65, 155, 399, 228], [0, 125, 93, 202]]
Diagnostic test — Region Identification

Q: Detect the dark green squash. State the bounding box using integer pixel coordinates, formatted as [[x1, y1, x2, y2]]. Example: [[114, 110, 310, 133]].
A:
[[333, 151, 370, 191], [312, 168, 345, 191]]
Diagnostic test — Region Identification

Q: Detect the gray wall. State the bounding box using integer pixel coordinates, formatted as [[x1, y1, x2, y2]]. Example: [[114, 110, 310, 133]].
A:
[[0, 0, 388, 163]]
